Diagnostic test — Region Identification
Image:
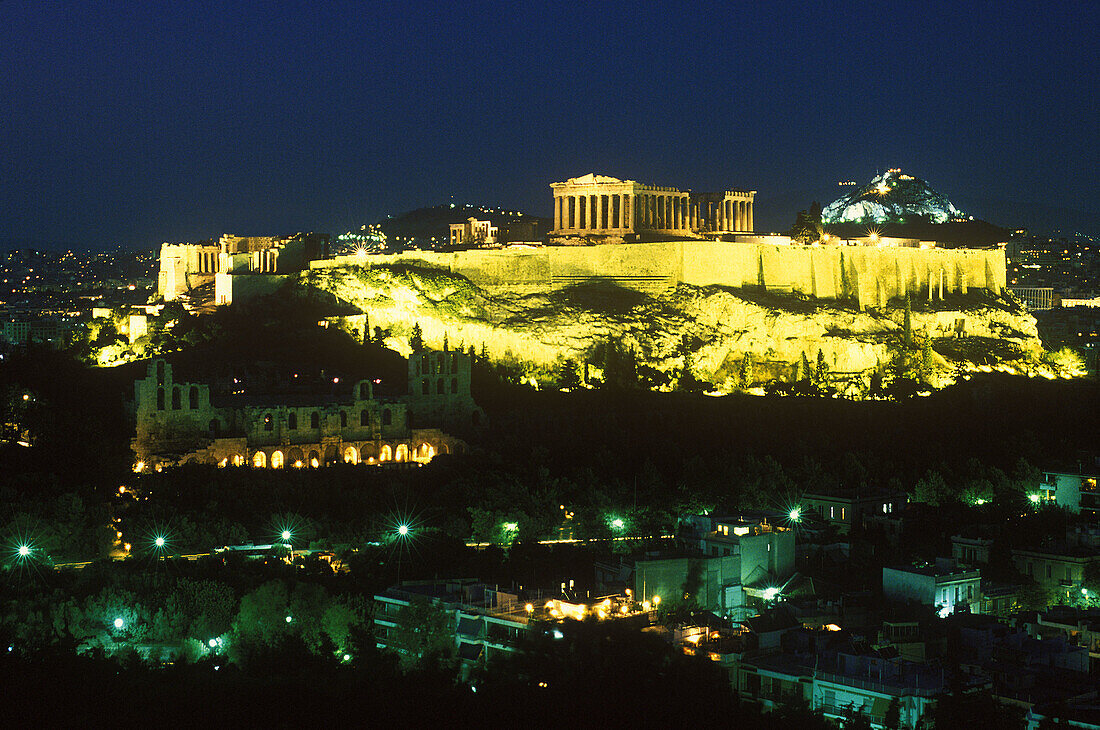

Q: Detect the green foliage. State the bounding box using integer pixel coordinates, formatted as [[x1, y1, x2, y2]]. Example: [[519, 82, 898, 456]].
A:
[[903, 293, 913, 349], [920, 335, 934, 382], [388, 596, 455, 670], [556, 358, 582, 390], [409, 322, 425, 353], [814, 348, 829, 387], [1042, 347, 1085, 376], [740, 352, 755, 388], [592, 338, 638, 389], [884, 695, 902, 730], [912, 469, 953, 506], [789, 202, 824, 244]]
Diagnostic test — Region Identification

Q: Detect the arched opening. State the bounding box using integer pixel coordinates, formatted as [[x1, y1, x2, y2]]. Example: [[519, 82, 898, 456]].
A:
[[189, 385, 199, 409], [172, 387, 181, 410], [379, 444, 392, 462], [287, 447, 304, 467], [360, 410, 369, 427], [310, 412, 320, 429], [451, 378, 458, 394], [308, 450, 320, 468], [419, 443, 433, 460], [264, 413, 273, 432], [157, 387, 165, 411], [422, 379, 429, 395], [156, 361, 165, 385], [359, 383, 369, 399], [451, 356, 458, 374], [437, 378, 444, 394], [231, 454, 244, 467], [395, 443, 408, 462], [288, 412, 297, 430], [439, 443, 449, 455], [324, 444, 338, 465], [343, 446, 358, 464], [208, 419, 219, 437], [252, 451, 266, 468], [340, 411, 347, 428], [382, 408, 392, 426], [270, 450, 284, 469]]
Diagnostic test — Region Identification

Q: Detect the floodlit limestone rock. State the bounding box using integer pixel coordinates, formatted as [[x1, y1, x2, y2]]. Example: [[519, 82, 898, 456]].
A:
[[822, 170, 965, 224], [299, 264, 1060, 395]]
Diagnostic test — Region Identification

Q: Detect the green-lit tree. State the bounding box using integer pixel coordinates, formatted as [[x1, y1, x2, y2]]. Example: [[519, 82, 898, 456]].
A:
[[409, 323, 425, 353], [388, 596, 455, 670]]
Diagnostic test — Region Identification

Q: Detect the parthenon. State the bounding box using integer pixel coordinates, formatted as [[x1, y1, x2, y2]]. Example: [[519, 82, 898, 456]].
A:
[[550, 173, 755, 242]]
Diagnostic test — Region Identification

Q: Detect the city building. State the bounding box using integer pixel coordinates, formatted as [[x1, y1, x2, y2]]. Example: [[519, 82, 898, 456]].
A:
[[549, 173, 755, 242], [802, 489, 907, 535], [735, 627, 949, 728], [373, 579, 641, 673], [374, 580, 533, 670], [1038, 470, 1100, 517], [448, 217, 498, 247], [1011, 545, 1100, 595], [951, 534, 994, 565], [638, 516, 796, 619], [131, 348, 481, 471], [882, 558, 981, 617]]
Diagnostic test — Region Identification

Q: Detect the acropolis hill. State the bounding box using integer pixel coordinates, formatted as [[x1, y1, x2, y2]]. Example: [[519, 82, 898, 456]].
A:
[[314, 172, 1006, 310], [154, 173, 1071, 394]]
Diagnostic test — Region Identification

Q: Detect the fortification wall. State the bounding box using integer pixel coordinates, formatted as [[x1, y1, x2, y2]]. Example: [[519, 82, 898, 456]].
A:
[[313, 242, 1005, 307]]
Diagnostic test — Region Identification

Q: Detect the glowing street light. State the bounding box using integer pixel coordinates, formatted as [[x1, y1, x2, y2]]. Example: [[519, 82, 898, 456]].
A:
[[17, 545, 30, 558], [113, 617, 125, 629], [154, 536, 166, 548], [611, 518, 625, 530], [397, 524, 410, 537], [285, 615, 293, 624], [281, 529, 292, 542], [1028, 493, 1042, 505], [762, 587, 780, 601], [788, 507, 802, 522]]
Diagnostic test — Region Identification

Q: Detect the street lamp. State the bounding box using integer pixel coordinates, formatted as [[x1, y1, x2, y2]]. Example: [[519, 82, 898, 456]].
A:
[[17, 545, 30, 558], [788, 507, 801, 522], [113, 617, 125, 629]]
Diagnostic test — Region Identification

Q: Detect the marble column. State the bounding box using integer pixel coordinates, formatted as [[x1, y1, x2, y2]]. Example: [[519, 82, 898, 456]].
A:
[[747, 202, 753, 232], [554, 196, 561, 231]]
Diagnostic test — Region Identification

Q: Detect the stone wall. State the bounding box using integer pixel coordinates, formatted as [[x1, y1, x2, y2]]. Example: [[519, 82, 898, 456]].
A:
[[314, 241, 1006, 308]]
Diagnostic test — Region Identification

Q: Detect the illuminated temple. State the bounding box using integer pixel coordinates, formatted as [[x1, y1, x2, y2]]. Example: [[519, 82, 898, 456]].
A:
[[549, 173, 755, 242]]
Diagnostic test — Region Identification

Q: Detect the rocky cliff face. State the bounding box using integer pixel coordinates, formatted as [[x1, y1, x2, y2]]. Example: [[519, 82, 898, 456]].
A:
[[298, 264, 1072, 396]]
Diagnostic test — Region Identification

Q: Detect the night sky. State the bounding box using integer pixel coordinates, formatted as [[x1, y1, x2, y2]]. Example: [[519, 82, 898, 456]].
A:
[[2, 1, 1097, 250]]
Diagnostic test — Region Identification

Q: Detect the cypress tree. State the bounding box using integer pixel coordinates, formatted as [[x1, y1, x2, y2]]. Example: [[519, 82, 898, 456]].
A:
[[903, 293, 913, 349]]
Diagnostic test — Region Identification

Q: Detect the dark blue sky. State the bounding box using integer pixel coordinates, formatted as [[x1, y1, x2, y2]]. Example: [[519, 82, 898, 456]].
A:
[[2, 1, 1097, 249]]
